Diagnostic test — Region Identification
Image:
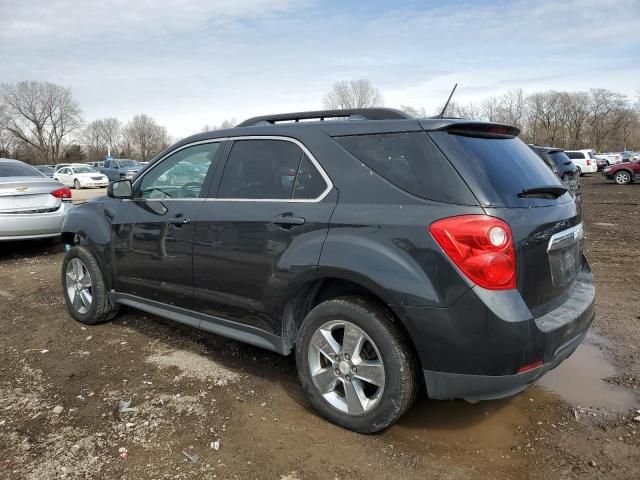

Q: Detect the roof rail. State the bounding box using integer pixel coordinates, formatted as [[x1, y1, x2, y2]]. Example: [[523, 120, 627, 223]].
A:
[[236, 108, 411, 127]]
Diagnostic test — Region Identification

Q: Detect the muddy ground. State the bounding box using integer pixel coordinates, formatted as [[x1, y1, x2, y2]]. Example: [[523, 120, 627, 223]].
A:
[[0, 176, 639, 480]]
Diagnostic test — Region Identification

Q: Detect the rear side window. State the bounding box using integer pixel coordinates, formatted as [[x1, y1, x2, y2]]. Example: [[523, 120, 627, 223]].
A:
[[0, 162, 40, 177], [334, 131, 476, 204], [430, 132, 567, 208], [293, 155, 327, 199], [565, 151, 584, 160], [218, 139, 327, 200]]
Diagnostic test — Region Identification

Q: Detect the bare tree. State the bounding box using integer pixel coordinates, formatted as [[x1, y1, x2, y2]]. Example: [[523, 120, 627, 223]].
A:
[[480, 96, 501, 122], [97, 118, 123, 155], [81, 120, 106, 162], [399, 105, 426, 118], [0, 81, 82, 164], [323, 80, 384, 109], [123, 114, 170, 161], [587, 89, 627, 152], [563, 91, 590, 148], [498, 89, 527, 130], [201, 118, 237, 132]]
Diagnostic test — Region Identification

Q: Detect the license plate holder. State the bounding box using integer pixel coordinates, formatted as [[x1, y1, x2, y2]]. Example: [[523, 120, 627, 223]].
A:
[[547, 224, 584, 289]]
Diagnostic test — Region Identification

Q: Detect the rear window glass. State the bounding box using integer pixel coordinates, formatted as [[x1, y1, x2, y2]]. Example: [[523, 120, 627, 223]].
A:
[[429, 132, 568, 208], [333, 131, 476, 204], [547, 151, 571, 166], [0, 162, 41, 177]]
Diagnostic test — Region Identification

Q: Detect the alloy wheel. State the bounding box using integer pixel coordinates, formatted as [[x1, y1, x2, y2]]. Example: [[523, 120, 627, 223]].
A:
[[65, 258, 93, 314], [307, 320, 385, 415], [615, 171, 630, 184]]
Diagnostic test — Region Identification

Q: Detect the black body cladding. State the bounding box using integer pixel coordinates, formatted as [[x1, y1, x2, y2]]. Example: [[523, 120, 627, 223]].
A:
[[62, 109, 594, 403]]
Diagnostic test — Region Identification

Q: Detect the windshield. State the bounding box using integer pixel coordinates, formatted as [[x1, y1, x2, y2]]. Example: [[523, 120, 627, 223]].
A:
[[430, 132, 568, 208], [117, 160, 140, 168], [0, 162, 41, 177], [73, 166, 97, 174]]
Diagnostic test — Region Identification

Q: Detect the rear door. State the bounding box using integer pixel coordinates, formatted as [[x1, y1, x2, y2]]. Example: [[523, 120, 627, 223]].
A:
[[192, 136, 336, 335], [429, 129, 582, 314], [111, 140, 225, 307]]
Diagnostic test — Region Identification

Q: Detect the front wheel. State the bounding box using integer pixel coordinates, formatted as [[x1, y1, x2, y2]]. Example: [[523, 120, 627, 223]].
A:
[[61, 246, 118, 325], [296, 296, 418, 433], [614, 171, 632, 185], [74, 179, 81, 190]]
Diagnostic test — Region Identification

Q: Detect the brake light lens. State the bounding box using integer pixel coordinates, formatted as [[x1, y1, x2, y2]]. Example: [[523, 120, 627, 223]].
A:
[[586, 159, 591, 166], [51, 187, 72, 199], [429, 215, 516, 290]]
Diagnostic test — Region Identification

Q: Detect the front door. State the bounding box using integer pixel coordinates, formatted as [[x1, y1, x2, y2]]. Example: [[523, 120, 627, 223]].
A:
[[111, 140, 225, 307], [193, 137, 336, 335]]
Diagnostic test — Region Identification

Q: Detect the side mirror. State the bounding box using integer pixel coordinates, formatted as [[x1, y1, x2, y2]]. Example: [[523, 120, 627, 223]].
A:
[[108, 179, 133, 199]]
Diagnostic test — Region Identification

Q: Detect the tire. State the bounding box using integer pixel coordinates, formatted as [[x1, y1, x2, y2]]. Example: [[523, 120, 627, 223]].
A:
[[74, 179, 81, 190], [614, 170, 632, 185], [296, 296, 418, 433], [576, 166, 583, 176], [61, 245, 118, 325]]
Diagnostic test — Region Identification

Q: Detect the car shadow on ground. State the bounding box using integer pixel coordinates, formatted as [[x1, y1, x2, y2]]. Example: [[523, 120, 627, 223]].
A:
[[0, 238, 65, 261], [109, 309, 518, 436]]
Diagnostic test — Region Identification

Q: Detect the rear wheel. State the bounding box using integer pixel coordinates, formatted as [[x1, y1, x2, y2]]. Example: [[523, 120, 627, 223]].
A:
[[296, 296, 417, 433], [61, 246, 118, 325], [614, 170, 631, 185], [74, 179, 81, 190], [576, 166, 583, 176]]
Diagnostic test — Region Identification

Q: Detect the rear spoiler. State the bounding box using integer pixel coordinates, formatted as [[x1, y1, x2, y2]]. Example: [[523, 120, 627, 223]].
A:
[[424, 120, 520, 137]]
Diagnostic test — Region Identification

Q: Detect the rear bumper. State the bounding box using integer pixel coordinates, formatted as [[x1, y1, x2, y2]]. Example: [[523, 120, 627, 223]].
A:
[[0, 202, 69, 240], [398, 257, 595, 401], [423, 327, 588, 401]]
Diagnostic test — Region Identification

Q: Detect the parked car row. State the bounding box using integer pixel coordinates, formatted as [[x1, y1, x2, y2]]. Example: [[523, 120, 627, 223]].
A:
[[528, 145, 580, 197]]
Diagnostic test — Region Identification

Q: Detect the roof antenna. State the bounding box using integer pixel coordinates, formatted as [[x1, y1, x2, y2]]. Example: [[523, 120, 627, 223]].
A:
[[439, 83, 458, 119]]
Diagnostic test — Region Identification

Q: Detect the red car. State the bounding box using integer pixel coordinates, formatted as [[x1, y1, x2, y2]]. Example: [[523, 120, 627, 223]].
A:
[[602, 160, 640, 184]]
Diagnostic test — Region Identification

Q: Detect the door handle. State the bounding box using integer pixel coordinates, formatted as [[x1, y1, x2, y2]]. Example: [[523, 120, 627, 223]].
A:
[[168, 215, 191, 226], [271, 214, 305, 229]]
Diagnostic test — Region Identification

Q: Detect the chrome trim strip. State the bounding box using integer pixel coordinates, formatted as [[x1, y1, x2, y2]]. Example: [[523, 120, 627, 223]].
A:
[[547, 223, 584, 252], [131, 135, 333, 204]]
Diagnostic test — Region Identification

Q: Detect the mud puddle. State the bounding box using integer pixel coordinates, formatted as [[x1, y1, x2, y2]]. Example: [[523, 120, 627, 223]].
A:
[[535, 334, 637, 411], [384, 395, 530, 456]]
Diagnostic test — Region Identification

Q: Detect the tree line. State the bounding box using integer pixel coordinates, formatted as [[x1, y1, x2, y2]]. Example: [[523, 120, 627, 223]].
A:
[[0, 81, 172, 165], [324, 80, 640, 152], [2, 79, 638, 166]]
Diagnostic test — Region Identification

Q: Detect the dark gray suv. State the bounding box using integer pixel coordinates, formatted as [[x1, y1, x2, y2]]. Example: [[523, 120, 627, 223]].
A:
[[60, 109, 595, 432]]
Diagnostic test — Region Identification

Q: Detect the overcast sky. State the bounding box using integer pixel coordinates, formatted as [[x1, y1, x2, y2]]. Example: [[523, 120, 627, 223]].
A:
[[1, 0, 639, 139]]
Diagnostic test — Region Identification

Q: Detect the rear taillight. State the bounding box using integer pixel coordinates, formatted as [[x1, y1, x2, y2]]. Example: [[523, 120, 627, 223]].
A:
[[429, 215, 516, 290], [51, 187, 72, 199], [586, 159, 591, 166]]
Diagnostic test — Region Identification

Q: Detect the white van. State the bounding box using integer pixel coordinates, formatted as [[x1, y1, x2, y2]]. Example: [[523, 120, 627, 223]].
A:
[[564, 150, 598, 175]]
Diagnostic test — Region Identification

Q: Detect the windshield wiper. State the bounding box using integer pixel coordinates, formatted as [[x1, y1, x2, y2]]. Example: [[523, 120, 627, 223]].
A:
[[518, 185, 567, 199]]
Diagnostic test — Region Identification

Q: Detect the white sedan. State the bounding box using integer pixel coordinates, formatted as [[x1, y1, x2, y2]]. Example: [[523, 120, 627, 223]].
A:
[[54, 165, 109, 189]]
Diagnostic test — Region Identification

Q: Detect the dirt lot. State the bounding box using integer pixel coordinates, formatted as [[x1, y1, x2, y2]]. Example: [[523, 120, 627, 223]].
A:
[[1, 176, 639, 480]]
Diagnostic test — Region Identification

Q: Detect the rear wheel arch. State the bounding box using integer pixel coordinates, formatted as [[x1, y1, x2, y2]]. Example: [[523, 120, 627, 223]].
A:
[[281, 276, 422, 369]]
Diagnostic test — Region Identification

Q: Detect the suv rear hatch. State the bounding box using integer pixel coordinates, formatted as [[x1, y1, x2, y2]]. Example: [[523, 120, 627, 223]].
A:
[[427, 123, 582, 314]]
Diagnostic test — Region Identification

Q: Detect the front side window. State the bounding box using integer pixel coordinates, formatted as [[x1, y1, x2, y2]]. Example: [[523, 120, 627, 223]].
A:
[[218, 139, 327, 200], [138, 142, 220, 199]]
